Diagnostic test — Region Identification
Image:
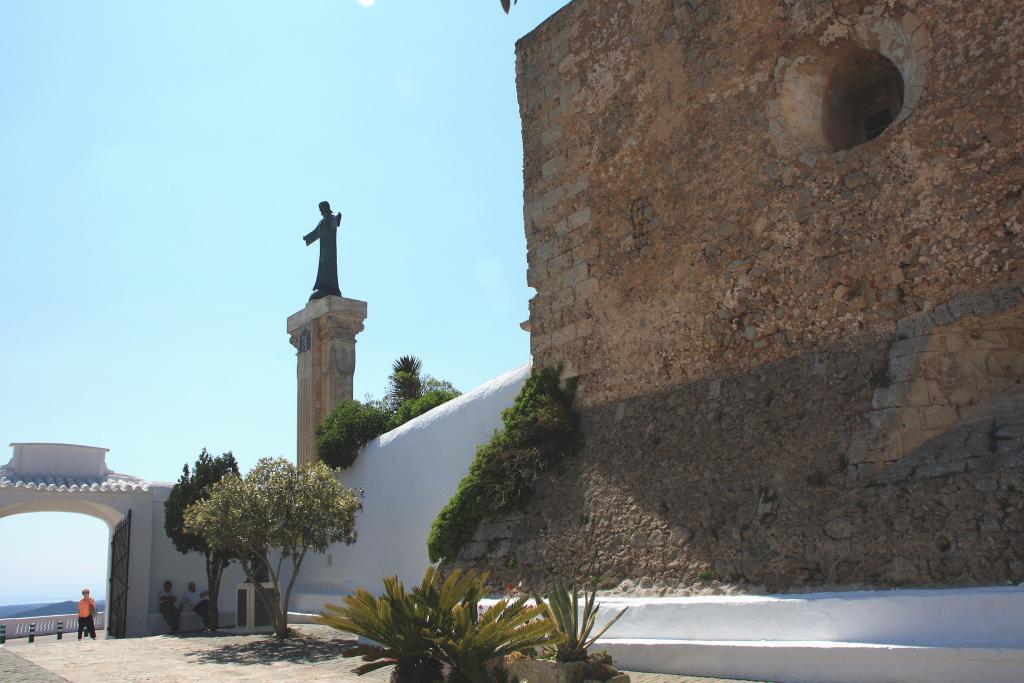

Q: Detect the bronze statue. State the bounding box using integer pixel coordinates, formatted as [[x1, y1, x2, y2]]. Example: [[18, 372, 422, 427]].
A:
[[304, 201, 343, 300]]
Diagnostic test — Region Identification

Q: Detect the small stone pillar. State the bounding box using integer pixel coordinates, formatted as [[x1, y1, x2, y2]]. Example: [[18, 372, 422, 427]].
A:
[[287, 295, 368, 467]]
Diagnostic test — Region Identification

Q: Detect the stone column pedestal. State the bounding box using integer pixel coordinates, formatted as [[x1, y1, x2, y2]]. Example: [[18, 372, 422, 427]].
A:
[[287, 295, 368, 467]]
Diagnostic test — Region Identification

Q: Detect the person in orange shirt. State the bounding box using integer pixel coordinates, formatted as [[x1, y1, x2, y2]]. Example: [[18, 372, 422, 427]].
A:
[[78, 588, 97, 640]]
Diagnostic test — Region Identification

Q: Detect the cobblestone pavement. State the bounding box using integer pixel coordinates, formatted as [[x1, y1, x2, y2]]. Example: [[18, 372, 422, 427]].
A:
[[0, 647, 70, 682], [4, 625, 767, 683]]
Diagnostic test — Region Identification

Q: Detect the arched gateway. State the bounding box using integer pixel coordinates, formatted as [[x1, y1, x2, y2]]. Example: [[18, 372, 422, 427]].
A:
[[0, 443, 240, 637]]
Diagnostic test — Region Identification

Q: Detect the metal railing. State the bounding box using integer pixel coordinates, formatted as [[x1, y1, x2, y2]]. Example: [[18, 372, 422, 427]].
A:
[[0, 612, 106, 641]]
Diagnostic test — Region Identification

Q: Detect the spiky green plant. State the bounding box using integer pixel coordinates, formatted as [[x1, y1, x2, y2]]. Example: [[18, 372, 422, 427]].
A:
[[430, 595, 563, 683], [388, 355, 424, 407], [318, 567, 560, 682], [317, 575, 442, 680], [534, 579, 627, 662]]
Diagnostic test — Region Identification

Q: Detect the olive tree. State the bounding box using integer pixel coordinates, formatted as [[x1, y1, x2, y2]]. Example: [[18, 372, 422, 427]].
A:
[[163, 448, 240, 629], [184, 457, 362, 638]]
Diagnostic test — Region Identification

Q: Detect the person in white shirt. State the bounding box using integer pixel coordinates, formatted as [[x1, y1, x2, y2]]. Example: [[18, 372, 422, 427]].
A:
[[179, 581, 211, 629]]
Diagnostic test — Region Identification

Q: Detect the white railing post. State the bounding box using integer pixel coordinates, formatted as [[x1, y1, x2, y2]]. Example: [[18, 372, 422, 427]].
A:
[[0, 612, 105, 640]]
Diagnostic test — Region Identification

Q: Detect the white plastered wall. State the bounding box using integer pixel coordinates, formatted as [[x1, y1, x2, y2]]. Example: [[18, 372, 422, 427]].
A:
[[289, 363, 530, 613], [145, 486, 247, 634]]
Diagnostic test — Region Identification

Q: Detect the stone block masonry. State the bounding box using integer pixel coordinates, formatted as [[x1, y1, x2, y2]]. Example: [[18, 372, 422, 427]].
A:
[[287, 295, 367, 467], [453, 0, 1024, 592]]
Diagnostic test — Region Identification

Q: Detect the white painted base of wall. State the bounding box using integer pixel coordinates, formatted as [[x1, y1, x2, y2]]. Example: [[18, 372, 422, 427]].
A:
[[586, 585, 1024, 682], [599, 639, 1024, 683]]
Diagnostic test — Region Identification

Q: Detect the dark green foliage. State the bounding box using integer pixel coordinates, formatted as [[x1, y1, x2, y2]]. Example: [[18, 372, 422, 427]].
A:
[[428, 367, 581, 563], [393, 355, 424, 376], [316, 355, 460, 469], [387, 355, 424, 409], [534, 578, 628, 662], [318, 567, 561, 682], [316, 400, 391, 469], [163, 448, 240, 629], [314, 356, 459, 470], [390, 389, 462, 430]]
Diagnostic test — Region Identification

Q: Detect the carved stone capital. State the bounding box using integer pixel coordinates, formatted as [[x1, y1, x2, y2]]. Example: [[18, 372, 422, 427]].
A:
[[287, 294, 368, 467], [318, 314, 365, 340]]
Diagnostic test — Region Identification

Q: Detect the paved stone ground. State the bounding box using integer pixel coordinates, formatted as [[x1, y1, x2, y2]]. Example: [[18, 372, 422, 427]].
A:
[[2, 625, 769, 683], [0, 648, 69, 682]]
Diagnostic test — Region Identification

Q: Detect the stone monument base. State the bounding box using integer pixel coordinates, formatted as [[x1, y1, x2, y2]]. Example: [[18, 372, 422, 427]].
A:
[[287, 295, 367, 467]]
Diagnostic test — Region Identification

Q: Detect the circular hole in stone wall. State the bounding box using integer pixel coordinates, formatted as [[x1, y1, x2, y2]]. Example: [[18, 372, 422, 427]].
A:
[[822, 49, 904, 152]]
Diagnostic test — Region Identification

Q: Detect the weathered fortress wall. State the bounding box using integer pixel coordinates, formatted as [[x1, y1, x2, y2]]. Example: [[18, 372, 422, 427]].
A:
[[456, 0, 1024, 592]]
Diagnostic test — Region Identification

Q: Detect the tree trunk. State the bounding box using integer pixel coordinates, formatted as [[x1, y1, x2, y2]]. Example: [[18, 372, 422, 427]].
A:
[[204, 555, 224, 630], [245, 554, 289, 639], [280, 549, 307, 639], [266, 581, 289, 639]]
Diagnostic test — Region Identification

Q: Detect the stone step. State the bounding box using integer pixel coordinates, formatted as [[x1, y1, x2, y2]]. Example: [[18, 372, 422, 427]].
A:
[[598, 638, 1024, 683]]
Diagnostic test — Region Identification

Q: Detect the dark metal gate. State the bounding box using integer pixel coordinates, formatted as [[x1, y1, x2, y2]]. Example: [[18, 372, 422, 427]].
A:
[[107, 510, 131, 638]]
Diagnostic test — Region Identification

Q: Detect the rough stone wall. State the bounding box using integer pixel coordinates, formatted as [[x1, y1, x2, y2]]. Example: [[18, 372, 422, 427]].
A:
[[453, 0, 1024, 592]]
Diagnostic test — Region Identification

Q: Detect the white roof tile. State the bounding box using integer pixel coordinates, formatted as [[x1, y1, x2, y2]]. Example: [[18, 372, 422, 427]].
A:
[[0, 468, 151, 493]]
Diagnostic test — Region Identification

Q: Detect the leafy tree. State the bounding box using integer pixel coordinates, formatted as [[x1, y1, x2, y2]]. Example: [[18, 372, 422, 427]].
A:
[[163, 448, 240, 629], [316, 399, 391, 468], [421, 375, 458, 395], [184, 458, 363, 638]]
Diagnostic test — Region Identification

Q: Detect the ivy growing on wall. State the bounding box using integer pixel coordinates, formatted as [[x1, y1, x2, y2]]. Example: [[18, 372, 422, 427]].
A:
[[427, 366, 581, 563]]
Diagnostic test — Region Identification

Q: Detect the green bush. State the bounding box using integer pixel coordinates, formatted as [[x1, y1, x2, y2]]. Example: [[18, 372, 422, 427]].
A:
[[428, 367, 580, 563], [390, 389, 461, 430], [315, 400, 391, 469]]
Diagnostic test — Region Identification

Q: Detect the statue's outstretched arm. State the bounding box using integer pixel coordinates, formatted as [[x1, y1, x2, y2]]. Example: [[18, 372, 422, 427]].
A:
[[303, 226, 320, 245]]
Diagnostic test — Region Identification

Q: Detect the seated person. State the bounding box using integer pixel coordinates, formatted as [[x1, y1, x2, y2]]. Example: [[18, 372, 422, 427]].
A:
[[179, 581, 211, 629], [158, 580, 180, 632]]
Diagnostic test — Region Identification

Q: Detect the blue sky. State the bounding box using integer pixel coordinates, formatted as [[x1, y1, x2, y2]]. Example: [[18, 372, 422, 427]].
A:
[[0, 0, 569, 605]]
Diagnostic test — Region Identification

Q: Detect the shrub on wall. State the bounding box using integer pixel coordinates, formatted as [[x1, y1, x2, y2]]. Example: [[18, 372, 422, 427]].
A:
[[428, 367, 580, 563], [316, 400, 391, 469], [316, 357, 462, 470], [389, 389, 462, 430]]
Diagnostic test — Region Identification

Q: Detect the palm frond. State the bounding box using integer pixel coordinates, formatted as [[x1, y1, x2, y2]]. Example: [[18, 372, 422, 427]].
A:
[[392, 355, 423, 376]]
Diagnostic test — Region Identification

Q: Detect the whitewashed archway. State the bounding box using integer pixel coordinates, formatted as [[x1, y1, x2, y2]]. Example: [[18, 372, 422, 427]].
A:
[[0, 443, 240, 637]]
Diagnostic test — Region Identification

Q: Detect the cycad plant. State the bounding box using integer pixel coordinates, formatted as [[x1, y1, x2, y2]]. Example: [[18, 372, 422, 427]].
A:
[[317, 575, 441, 681], [318, 567, 562, 682], [431, 595, 564, 683], [533, 579, 627, 662]]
